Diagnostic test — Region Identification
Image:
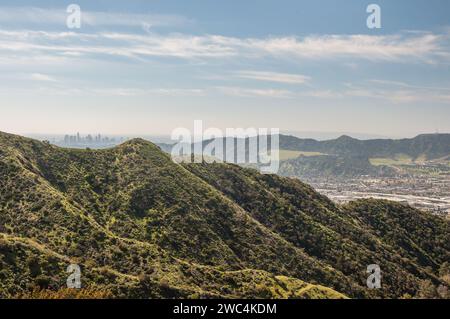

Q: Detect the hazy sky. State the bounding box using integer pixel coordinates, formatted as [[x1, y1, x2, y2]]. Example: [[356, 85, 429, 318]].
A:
[[1, 0, 450, 137]]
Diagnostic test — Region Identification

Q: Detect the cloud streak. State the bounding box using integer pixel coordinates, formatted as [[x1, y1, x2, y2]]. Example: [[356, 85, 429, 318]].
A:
[[215, 86, 294, 98], [250, 33, 447, 62], [340, 82, 450, 104], [30, 73, 57, 82], [235, 71, 311, 84], [0, 29, 448, 65], [0, 7, 188, 29]]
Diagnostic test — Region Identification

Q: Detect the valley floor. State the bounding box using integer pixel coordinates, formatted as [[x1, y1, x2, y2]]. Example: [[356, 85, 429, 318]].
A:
[[309, 173, 450, 216]]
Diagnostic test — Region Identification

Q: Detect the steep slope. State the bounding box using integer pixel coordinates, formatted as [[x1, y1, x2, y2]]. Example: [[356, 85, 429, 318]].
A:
[[0, 132, 448, 298], [278, 155, 396, 178], [343, 199, 449, 269], [184, 162, 449, 298], [0, 131, 349, 298]]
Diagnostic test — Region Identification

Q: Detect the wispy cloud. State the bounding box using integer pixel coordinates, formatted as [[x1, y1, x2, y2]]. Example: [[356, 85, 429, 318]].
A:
[[30, 73, 57, 82], [0, 85, 207, 97], [91, 88, 206, 97], [235, 71, 311, 84], [215, 86, 294, 98], [0, 29, 448, 65], [0, 7, 189, 30], [342, 82, 450, 104], [250, 33, 447, 63], [268, 80, 450, 104], [299, 90, 344, 99], [369, 79, 450, 92]]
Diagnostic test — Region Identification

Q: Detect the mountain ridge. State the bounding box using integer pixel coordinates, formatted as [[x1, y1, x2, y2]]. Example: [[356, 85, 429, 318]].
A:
[[0, 131, 448, 298], [279, 133, 450, 160]]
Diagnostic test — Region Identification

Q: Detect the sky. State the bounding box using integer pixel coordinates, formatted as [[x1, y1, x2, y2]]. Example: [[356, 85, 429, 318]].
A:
[[0, 0, 450, 138]]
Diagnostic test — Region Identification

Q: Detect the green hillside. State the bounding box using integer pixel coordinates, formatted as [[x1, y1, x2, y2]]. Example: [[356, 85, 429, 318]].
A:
[[276, 134, 449, 178], [0, 132, 448, 299], [185, 162, 449, 298], [159, 134, 449, 178], [279, 155, 397, 178], [279, 133, 450, 161]]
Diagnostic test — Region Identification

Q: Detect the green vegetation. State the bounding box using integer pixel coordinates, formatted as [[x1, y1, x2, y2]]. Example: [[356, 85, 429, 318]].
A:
[[278, 150, 324, 161], [14, 287, 112, 299], [185, 162, 449, 298], [0, 131, 448, 299], [277, 134, 450, 178], [280, 155, 396, 178], [279, 133, 450, 160], [370, 154, 413, 166]]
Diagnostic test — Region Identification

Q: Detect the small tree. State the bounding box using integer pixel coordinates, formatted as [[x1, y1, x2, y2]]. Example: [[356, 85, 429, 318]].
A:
[[416, 280, 438, 299], [436, 285, 449, 299]]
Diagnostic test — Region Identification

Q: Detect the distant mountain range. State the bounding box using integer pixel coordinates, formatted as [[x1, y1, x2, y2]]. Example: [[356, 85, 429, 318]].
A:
[[160, 133, 449, 178], [281, 131, 394, 141], [161, 133, 450, 160], [279, 133, 450, 161], [278, 133, 450, 178], [0, 131, 448, 298]]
